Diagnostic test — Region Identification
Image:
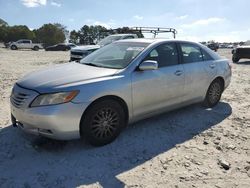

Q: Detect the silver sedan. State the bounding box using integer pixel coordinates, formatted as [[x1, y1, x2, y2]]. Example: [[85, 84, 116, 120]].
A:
[[10, 39, 232, 146]]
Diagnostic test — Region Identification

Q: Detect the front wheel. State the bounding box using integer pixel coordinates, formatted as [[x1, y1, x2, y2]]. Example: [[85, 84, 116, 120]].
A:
[[232, 55, 239, 63], [80, 100, 126, 146], [203, 79, 223, 108], [11, 45, 17, 50]]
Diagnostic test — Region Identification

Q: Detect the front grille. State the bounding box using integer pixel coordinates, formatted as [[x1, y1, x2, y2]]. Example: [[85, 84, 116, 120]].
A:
[[11, 91, 30, 108], [10, 84, 39, 109]]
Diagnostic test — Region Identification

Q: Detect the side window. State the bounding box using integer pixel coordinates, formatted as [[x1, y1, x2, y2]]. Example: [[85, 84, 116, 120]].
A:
[[144, 43, 179, 68], [180, 43, 203, 63], [201, 49, 214, 61], [18, 40, 23, 44], [123, 36, 135, 39], [23, 40, 30, 44]]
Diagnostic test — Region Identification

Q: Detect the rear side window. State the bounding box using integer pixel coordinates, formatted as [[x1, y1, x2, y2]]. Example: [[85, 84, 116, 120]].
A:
[[123, 36, 135, 39], [180, 43, 203, 63]]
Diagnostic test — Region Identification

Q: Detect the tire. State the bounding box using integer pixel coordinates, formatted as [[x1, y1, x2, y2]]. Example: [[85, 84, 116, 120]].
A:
[[232, 55, 239, 63], [11, 45, 17, 50], [203, 79, 223, 108], [33, 46, 39, 51], [80, 99, 126, 146]]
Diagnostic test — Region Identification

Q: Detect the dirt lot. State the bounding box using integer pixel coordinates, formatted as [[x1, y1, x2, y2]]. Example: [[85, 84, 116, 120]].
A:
[[0, 47, 249, 188]]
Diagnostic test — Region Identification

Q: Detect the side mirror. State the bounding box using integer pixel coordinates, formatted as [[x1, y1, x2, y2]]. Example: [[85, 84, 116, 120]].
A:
[[139, 60, 158, 71]]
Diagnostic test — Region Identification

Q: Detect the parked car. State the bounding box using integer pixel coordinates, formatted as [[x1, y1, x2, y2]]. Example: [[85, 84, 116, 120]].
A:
[[227, 44, 234, 49], [70, 34, 138, 61], [45, 43, 73, 51], [10, 39, 231, 146], [4, 41, 12, 48], [67, 43, 77, 49], [232, 42, 250, 63], [10, 39, 43, 51], [207, 43, 219, 52]]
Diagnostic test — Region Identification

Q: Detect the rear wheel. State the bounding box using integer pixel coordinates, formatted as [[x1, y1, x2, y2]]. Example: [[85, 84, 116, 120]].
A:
[[80, 99, 126, 146], [203, 79, 223, 107]]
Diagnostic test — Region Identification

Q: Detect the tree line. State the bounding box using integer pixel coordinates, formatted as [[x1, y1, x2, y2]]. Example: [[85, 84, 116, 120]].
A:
[[0, 18, 143, 47], [69, 26, 143, 44], [0, 19, 67, 47]]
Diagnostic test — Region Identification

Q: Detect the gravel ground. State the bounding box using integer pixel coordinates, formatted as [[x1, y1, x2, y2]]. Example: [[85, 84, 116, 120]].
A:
[[0, 47, 249, 188]]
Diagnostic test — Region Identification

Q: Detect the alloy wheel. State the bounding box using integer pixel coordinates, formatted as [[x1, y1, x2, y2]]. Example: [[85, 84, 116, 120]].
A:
[[208, 82, 221, 104], [91, 107, 119, 139]]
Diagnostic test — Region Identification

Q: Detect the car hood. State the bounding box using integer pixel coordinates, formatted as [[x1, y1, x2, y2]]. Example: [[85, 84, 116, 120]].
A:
[[71, 45, 100, 51], [17, 62, 119, 93]]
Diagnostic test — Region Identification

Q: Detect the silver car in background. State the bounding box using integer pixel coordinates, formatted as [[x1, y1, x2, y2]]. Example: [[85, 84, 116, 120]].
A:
[[10, 39, 231, 146], [70, 34, 138, 61]]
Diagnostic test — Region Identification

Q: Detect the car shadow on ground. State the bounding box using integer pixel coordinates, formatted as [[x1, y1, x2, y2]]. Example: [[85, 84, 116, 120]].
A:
[[235, 60, 250, 65], [0, 102, 232, 187]]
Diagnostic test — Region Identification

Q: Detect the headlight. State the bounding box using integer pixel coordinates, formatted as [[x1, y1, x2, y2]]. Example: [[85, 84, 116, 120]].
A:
[[30, 91, 79, 107]]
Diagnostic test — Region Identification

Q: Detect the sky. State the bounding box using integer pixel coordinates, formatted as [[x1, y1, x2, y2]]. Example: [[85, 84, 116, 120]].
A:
[[0, 0, 250, 42]]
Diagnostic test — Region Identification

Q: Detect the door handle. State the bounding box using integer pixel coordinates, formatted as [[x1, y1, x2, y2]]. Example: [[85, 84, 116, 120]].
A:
[[209, 64, 216, 69], [175, 70, 183, 76]]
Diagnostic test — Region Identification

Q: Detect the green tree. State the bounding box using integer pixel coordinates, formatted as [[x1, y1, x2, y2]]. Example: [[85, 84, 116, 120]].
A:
[[77, 25, 107, 45], [35, 23, 65, 47], [6, 25, 35, 42], [0, 25, 9, 42], [54, 23, 69, 39], [69, 30, 79, 44], [115, 27, 144, 38], [0, 18, 8, 26]]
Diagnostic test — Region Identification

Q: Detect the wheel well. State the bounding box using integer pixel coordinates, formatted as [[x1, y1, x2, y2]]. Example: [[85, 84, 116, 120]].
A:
[[79, 95, 129, 134], [213, 77, 225, 90]]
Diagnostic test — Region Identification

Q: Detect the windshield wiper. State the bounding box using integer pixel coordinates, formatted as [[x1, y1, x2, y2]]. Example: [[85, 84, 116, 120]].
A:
[[83, 62, 106, 68], [83, 63, 99, 67]]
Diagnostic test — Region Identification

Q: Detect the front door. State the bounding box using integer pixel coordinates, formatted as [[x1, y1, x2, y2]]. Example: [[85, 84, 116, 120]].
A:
[[132, 42, 185, 117]]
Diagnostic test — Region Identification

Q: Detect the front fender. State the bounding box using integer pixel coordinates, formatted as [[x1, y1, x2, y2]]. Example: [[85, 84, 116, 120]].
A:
[[71, 75, 133, 118]]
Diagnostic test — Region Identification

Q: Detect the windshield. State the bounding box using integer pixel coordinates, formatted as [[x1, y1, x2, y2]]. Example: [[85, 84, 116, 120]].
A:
[[242, 41, 250, 46], [80, 42, 149, 69], [97, 35, 123, 46]]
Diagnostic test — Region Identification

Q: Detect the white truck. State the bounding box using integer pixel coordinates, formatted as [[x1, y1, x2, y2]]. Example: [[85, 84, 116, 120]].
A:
[[10, 39, 43, 51], [70, 34, 138, 61]]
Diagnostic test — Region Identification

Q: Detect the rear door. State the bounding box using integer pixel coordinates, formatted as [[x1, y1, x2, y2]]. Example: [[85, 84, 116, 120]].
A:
[[132, 42, 185, 117], [178, 42, 215, 102]]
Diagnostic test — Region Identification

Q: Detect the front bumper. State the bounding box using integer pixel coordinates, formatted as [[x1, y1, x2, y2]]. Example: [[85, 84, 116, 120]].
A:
[[10, 85, 88, 140]]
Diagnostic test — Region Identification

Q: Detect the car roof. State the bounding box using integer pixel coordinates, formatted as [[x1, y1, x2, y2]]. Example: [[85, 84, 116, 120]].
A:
[[115, 38, 201, 45]]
